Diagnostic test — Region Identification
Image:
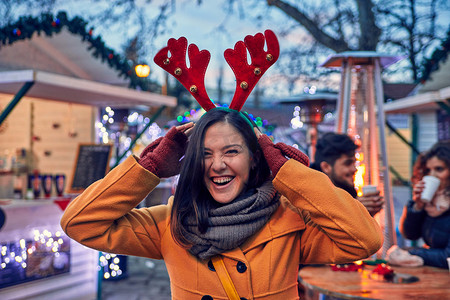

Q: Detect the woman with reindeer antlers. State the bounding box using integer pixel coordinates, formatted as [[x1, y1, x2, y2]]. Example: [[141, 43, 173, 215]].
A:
[[61, 30, 382, 299]]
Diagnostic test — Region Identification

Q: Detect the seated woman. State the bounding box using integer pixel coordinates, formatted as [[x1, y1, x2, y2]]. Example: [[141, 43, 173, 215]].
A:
[[61, 30, 382, 299], [397, 141, 450, 269]]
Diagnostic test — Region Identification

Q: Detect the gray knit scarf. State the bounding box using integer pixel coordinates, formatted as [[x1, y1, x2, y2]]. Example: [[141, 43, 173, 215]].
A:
[[183, 180, 280, 260]]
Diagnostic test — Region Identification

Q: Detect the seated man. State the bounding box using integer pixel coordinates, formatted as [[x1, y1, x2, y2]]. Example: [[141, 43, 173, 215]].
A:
[[310, 132, 384, 216]]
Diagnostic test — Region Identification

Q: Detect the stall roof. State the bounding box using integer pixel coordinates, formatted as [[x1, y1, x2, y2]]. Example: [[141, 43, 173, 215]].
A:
[[383, 86, 449, 114], [0, 28, 130, 85], [0, 69, 176, 108]]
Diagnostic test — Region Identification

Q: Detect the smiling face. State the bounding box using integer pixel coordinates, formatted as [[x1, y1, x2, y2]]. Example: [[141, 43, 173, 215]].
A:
[[331, 154, 358, 188], [203, 121, 253, 204], [321, 153, 357, 191]]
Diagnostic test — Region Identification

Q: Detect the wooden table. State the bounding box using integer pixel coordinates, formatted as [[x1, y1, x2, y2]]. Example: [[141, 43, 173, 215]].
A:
[[299, 264, 450, 300]]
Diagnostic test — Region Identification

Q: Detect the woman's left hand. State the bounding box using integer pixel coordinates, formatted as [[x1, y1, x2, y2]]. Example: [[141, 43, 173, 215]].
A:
[[175, 122, 195, 137]]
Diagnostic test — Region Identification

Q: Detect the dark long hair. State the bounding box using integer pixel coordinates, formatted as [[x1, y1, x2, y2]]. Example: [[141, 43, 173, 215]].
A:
[[170, 108, 271, 246]]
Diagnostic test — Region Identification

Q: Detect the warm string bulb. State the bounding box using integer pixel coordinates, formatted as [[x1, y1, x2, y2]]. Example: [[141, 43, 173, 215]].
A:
[[1, 229, 67, 271], [135, 64, 150, 77], [99, 253, 124, 279]]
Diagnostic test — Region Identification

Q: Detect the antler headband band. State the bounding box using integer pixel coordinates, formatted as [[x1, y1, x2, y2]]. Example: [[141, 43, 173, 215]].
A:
[[154, 29, 280, 112]]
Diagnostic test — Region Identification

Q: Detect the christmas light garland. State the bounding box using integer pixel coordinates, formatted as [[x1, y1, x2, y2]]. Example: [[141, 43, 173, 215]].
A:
[[0, 11, 155, 91], [175, 105, 276, 136]]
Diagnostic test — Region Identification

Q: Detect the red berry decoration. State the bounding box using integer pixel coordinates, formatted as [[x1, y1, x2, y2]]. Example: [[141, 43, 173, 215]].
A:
[[330, 262, 363, 272], [371, 263, 395, 281]]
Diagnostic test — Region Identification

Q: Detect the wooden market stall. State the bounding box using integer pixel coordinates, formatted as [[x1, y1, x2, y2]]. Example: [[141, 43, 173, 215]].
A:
[[384, 31, 450, 152], [0, 12, 176, 299]]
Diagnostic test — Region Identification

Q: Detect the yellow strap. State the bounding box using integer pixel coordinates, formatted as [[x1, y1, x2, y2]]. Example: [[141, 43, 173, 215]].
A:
[[211, 256, 240, 300]]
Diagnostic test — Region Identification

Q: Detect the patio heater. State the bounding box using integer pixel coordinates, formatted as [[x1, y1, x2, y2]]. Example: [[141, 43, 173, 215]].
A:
[[321, 51, 403, 258], [279, 92, 336, 159]]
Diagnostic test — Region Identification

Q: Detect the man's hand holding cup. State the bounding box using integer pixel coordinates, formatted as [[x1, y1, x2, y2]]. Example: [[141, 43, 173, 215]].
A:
[[358, 185, 384, 216]]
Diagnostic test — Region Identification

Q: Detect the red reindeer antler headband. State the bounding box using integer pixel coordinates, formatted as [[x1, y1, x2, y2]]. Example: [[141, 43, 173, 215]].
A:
[[154, 29, 279, 112]]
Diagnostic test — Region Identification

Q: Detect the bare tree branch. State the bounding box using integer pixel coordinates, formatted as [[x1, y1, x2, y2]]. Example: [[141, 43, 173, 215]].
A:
[[266, 0, 351, 52]]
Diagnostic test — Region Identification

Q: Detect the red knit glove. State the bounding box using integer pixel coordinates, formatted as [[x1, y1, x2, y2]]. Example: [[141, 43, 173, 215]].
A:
[[258, 134, 309, 177], [138, 126, 188, 178], [274, 143, 310, 167]]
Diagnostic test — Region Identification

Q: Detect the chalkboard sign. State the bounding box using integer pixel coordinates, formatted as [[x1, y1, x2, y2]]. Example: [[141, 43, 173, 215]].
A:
[[69, 144, 113, 193]]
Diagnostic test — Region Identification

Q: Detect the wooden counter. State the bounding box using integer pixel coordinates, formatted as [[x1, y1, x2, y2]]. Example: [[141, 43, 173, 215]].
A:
[[299, 264, 450, 300]]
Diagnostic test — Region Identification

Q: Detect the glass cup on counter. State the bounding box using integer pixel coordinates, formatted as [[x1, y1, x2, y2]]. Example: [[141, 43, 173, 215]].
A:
[[54, 174, 66, 197], [28, 173, 42, 199], [41, 174, 53, 198]]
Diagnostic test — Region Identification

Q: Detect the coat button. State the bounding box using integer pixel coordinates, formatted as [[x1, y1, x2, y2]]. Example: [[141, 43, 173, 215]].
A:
[[201, 296, 213, 300], [236, 261, 247, 273], [207, 260, 215, 271]]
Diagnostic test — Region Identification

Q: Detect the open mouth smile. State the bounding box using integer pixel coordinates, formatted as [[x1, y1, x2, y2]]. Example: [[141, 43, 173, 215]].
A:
[[211, 176, 234, 186]]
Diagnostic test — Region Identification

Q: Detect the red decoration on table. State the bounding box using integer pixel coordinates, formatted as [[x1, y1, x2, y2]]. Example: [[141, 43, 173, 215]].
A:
[[372, 264, 394, 276], [330, 262, 363, 272]]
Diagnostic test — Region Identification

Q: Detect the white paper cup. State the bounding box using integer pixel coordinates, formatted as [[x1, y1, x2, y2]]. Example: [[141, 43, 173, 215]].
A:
[[362, 185, 378, 196], [421, 175, 441, 202]]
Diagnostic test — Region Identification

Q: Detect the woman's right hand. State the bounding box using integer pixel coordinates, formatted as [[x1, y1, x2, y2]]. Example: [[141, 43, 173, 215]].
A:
[[412, 180, 426, 210], [138, 122, 194, 178]]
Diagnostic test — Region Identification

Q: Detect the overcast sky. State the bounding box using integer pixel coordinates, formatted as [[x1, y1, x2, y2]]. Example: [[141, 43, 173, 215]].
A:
[[52, 0, 449, 98]]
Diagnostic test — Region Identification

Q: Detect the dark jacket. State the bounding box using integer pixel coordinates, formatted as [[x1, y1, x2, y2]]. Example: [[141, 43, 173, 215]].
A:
[[399, 200, 450, 269]]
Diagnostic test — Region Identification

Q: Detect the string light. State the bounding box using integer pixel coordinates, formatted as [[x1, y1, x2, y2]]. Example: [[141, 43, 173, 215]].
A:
[[99, 253, 125, 279], [135, 64, 150, 77], [303, 85, 317, 95], [175, 107, 275, 135], [290, 106, 304, 129], [176, 108, 205, 123], [0, 229, 69, 285]]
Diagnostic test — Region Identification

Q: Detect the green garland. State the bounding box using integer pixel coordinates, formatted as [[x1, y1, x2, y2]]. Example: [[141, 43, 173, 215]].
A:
[[0, 11, 156, 91], [418, 29, 450, 84]]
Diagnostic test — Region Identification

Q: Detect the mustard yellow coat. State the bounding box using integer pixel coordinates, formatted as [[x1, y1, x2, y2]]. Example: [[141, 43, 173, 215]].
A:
[[61, 156, 382, 299]]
